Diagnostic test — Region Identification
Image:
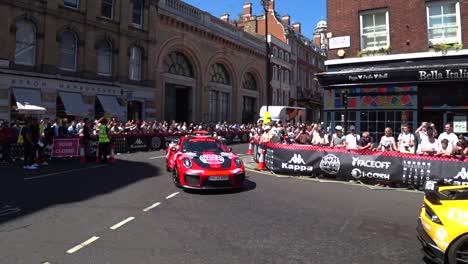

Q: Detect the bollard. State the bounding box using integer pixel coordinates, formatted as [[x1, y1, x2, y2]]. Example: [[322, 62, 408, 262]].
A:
[[256, 149, 265, 170], [79, 144, 86, 164], [247, 140, 253, 155], [109, 143, 116, 164]]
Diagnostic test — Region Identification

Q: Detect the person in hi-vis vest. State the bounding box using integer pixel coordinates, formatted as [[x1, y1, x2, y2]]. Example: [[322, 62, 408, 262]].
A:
[[98, 119, 111, 163]]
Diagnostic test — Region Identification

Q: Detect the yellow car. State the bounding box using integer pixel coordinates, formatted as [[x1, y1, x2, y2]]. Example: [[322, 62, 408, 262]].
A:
[[417, 180, 468, 264]]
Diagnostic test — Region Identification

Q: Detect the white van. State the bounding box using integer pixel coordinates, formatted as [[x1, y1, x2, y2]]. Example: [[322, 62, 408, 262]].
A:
[[258, 106, 306, 124]]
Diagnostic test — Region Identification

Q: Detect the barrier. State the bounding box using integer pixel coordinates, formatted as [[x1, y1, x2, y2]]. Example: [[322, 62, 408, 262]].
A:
[[254, 142, 468, 187]]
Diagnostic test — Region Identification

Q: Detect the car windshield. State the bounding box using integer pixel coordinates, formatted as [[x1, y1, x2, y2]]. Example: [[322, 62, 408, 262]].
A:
[[182, 138, 226, 153]]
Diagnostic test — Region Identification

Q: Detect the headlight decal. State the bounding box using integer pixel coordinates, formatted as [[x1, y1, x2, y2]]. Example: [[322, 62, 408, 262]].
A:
[[183, 158, 192, 169]]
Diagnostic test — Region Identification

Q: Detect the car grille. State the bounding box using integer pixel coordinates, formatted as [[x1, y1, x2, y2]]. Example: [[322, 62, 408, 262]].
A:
[[204, 177, 231, 188], [184, 174, 200, 185]]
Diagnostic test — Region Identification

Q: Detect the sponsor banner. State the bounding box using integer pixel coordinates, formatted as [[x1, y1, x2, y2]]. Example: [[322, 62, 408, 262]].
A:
[[51, 138, 79, 157], [127, 136, 150, 152], [262, 144, 468, 186]]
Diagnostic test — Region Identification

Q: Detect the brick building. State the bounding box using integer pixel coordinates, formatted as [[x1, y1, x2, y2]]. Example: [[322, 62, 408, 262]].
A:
[[236, 0, 326, 123], [317, 0, 468, 138], [0, 0, 267, 124]]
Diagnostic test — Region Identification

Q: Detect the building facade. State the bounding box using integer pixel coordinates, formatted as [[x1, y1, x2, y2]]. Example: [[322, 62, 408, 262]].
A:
[[237, 0, 326, 123], [318, 0, 468, 139], [0, 0, 266, 124]]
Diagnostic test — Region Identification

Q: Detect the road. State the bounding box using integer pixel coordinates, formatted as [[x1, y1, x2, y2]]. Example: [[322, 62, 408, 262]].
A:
[[0, 144, 427, 264]]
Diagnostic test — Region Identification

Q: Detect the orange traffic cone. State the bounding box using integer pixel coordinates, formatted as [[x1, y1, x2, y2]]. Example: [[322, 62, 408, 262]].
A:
[[95, 143, 100, 164], [79, 144, 86, 164], [109, 143, 116, 164], [247, 140, 253, 155], [257, 149, 265, 170]]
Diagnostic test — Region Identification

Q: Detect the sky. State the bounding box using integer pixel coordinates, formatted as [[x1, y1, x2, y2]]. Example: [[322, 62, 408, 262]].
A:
[[182, 0, 327, 38]]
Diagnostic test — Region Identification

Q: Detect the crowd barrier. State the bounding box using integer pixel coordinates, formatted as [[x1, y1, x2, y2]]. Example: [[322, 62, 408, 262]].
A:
[[252, 141, 468, 187], [0, 130, 251, 160]]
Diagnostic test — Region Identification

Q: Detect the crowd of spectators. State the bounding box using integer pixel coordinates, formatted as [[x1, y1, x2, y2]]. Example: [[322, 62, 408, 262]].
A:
[[253, 120, 468, 159]]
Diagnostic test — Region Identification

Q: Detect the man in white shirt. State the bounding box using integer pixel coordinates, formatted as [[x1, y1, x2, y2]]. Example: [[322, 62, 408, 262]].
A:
[[397, 124, 415, 153], [438, 123, 458, 147], [416, 129, 439, 155], [345, 125, 360, 150]]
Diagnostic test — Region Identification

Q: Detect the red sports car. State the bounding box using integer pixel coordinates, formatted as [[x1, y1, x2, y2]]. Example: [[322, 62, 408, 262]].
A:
[[166, 135, 246, 190]]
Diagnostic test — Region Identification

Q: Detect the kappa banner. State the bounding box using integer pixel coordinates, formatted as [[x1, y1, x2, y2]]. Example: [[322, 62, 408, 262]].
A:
[[261, 143, 468, 186], [51, 138, 80, 157]]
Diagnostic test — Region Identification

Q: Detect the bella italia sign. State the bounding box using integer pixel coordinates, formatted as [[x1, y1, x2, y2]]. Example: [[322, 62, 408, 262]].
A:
[[418, 69, 468, 81]]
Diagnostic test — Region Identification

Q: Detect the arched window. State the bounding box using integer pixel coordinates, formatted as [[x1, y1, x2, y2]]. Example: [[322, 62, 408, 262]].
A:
[[285, 70, 290, 84], [285, 53, 289, 63], [279, 50, 284, 60], [97, 41, 112, 75], [272, 47, 278, 57], [15, 20, 36, 65], [242, 72, 257, 91], [163, 51, 194, 77], [59, 31, 77, 71], [209, 63, 230, 85], [129, 46, 142, 81]]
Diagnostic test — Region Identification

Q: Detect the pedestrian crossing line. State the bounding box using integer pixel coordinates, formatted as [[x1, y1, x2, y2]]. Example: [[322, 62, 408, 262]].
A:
[[66, 236, 100, 254], [110, 217, 135, 230], [143, 202, 161, 212], [166, 192, 179, 199]]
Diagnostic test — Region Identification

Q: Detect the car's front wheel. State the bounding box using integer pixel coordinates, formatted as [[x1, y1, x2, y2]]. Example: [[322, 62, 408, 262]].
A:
[[172, 166, 181, 188], [447, 234, 468, 264]]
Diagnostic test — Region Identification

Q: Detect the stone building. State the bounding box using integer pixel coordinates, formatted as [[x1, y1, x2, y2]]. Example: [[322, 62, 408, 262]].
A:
[[0, 0, 266, 124]]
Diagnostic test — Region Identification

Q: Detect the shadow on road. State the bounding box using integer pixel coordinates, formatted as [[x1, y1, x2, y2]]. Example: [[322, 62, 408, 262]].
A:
[[0, 159, 160, 224], [184, 179, 256, 195]]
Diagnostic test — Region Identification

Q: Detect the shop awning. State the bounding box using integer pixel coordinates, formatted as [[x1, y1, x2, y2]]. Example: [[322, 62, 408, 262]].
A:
[[96, 95, 125, 118], [59, 92, 88, 116], [13, 88, 46, 113]]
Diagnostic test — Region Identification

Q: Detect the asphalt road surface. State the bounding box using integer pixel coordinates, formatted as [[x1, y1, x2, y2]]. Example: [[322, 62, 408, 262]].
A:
[[0, 144, 427, 264]]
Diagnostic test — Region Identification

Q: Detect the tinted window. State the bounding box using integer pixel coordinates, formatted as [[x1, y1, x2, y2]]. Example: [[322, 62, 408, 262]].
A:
[[182, 139, 226, 153]]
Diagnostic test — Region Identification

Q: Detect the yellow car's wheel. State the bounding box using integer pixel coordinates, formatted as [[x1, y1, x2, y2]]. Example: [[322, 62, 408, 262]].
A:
[[448, 234, 468, 264]]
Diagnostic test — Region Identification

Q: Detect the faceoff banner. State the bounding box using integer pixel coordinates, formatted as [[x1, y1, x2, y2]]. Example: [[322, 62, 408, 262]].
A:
[[261, 143, 468, 186]]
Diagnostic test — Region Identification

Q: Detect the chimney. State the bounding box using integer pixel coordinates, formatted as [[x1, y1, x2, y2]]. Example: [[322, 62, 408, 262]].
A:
[[281, 14, 290, 25], [221, 13, 229, 23], [313, 33, 321, 46], [243, 2, 252, 20], [292, 22, 301, 33], [268, 0, 275, 10]]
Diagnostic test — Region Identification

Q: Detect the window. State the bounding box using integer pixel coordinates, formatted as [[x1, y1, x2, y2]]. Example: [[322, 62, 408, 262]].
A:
[[427, 1, 460, 45], [208, 91, 230, 122], [360, 10, 389, 50], [132, 0, 143, 26], [285, 70, 290, 85], [64, 0, 79, 9], [163, 51, 194, 77], [59, 31, 77, 71], [209, 63, 230, 85], [279, 50, 283, 60], [15, 20, 36, 66], [309, 55, 316, 65], [272, 66, 278, 81], [101, 0, 114, 19], [285, 53, 289, 63], [242, 72, 257, 91], [129, 46, 142, 81], [272, 47, 278, 57], [97, 41, 112, 76]]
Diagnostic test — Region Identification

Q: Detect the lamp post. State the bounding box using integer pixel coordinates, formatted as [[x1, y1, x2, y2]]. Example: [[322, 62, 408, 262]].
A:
[[261, 0, 272, 112]]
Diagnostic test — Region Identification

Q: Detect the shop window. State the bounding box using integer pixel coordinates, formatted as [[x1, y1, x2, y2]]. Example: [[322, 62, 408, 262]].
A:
[[64, 0, 79, 9], [59, 31, 77, 71], [129, 46, 142, 81], [15, 20, 36, 66], [360, 9, 389, 50], [101, 0, 114, 19], [427, 1, 460, 45]]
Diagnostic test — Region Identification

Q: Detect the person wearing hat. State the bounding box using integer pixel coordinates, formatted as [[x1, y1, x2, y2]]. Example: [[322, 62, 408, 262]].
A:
[[330, 125, 346, 148], [345, 125, 360, 150], [311, 127, 329, 146]]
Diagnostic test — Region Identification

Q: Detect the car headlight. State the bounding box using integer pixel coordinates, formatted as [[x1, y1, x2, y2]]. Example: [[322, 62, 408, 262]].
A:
[[425, 203, 443, 225], [183, 158, 192, 169], [234, 157, 243, 168]]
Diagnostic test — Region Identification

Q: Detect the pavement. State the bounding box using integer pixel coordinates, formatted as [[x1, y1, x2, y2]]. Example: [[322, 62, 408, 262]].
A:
[[0, 144, 429, 264]]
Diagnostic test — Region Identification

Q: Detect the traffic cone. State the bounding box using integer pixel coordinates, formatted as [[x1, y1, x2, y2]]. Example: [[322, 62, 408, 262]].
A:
[[95, 143, 100, 164], [257, 149, 265, 170], [109, 143, 116, 164], [79, 144, 86, 164], [247, 140, 253, 155]]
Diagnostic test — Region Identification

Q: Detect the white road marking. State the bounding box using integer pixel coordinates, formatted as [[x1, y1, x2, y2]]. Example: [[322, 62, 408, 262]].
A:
[[66, 236, 100, 254], [166, 192, 179, 199], [143, 202, 161, 212], [149, 156, 167, 160], [110, 217, 135, 230], [24, 165, 107, 181]]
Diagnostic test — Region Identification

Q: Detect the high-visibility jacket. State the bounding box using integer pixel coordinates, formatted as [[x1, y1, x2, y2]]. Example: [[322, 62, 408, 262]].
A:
[[17, 125, 24, 144], [98, 125, 110, 143]]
